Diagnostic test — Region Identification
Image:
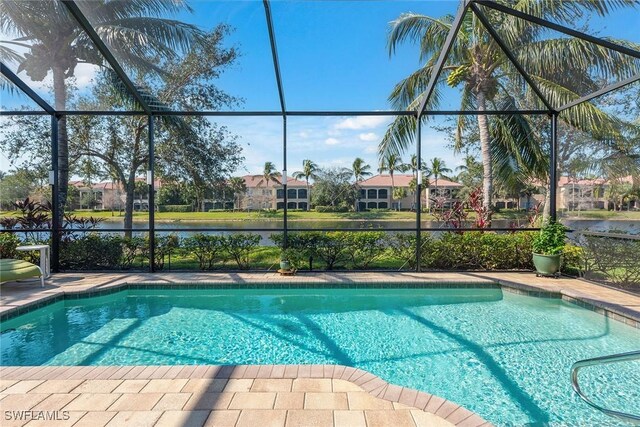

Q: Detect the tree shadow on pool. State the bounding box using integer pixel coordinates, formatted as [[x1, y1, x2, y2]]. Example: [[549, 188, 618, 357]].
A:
[[397, 307, 552, 423]]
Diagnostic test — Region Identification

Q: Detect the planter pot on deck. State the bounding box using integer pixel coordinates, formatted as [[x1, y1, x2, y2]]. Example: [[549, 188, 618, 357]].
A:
[[280, 260, 291, 271], [532, 253, 561, 277]]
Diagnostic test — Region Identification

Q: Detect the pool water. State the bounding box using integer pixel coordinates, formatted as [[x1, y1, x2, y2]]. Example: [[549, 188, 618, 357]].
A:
[[1, 288, 638, 426]]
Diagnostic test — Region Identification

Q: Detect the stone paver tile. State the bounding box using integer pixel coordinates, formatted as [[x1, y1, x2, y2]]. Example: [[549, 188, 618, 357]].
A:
[[332, 379, 362, 392], [0, 380, 18, 392], [425, 395, 446, 414], [227, 365, 247, 379], [155, 410, 210, 427], [285, 409, 333, 427], [410, 410, 455, 427], [297, 365, 311, 378], [31, 393, 78, 410], [1, 381, 44, 394], [228, 392, 276, 409], [443, 406, 471, 424], [456, 414, 487, 427], [334, 410, 367, 427], [71, 379, 123, 394], [347, 392, 393, 410], [304, 392, 348, 410], [107, 392, 163, 411], [0, 393, 49, 412], [221, 379, 253, 392], [435, 400, 460, 419], [183, 378, 228, 393], [152, 392, 192, 410], [394, 402, 417, 410], [413, 392, 432, 411], [291, 378, 332, 392], [242, 365, 259, 378], [112, 379, 149, 394], [73, 411, 117, 427], [283, 365, 298, 378], [148, 365, 171, 379], [271, 365, 286, 378], [365, 410, 417, 427], [203, 410, 241, 427], [184, 392, 234, 410], [256, 365, 274, 378], [310, 365, 324, 378], [382, 384, 403, 401], [139, 378, 188, 393], [23, 410, 85, 427], [251, 379, 292, 392], [236, 409, 286, 427], [274, 392, 305, 410], [105, 411, 162, 427], [64, 393, 121, 411], [398, 388, 418, 407]]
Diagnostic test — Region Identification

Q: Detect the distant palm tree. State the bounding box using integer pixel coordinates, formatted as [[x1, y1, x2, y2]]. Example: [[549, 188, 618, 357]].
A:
[[260, 162, 281, 186], [378, 153, 405, 193], [292, 159, 318, 211], [382, 1, 640, 210], [228, 177, 246, 210], [352, 158, 372, 182], [427, 157, 452, 196], [1, 0, 205, 211], [407, 154, 427, 180]]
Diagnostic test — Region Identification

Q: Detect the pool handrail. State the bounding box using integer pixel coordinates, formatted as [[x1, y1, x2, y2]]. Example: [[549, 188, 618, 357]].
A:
[[571, 350, 640, 425]]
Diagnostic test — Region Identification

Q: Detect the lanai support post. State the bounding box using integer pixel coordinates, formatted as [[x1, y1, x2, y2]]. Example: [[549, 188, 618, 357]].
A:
[[51, 114, 60, 273], [415, 116, 422, 272], [550, 113, 558, 222], [148, 115, 155, 272]]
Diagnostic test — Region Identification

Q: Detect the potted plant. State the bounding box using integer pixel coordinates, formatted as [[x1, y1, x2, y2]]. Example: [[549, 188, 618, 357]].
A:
[[279, 248, 298, 274], [532, 221, 567, 277]]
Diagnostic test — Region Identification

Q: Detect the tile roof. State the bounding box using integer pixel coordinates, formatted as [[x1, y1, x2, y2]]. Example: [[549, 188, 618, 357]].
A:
[[357, 174, 462, 187]]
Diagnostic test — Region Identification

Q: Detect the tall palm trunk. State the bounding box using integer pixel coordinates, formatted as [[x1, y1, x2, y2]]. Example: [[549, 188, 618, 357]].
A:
[[124, 170, 136, 239], [52, 66, 69, 212], [476, 91, 492, 209], [306, 179, 311, 211]]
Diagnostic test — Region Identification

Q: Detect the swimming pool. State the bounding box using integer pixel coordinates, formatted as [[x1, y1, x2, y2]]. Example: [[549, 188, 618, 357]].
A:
[[1, 287, 638, 425]]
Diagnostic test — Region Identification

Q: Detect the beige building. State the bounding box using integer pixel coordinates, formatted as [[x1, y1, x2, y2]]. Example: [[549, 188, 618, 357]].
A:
[[238, 175, 310, 210], [69, 178, 160, 211], [356, 174, 463, 210]]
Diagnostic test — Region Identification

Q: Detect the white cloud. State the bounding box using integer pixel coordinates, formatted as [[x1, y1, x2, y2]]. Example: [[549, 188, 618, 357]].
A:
[[298, 131, 309, 139], [334, 116, 389, 130], [325, 137, 340, 145], [358, 132, 378, 142], [364, 145, 378, 154]]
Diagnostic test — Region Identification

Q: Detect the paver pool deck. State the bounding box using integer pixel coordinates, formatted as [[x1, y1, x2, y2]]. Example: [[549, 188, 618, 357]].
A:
[[1, 271, 639, 426]]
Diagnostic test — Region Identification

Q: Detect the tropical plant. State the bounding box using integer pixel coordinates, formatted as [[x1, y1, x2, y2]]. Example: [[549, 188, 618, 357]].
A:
[[406, 154, 427, 179], [352, 157, 373, 182], [0, 0, 206, 213], [532, 221, 567, 255], [228, 177, 247, 210], [426, 157, 452, 194], [378, 153, 406, 207], [381, 1, 640, 211], [292, 159, 318, 210], [259, 161, 281, 188]]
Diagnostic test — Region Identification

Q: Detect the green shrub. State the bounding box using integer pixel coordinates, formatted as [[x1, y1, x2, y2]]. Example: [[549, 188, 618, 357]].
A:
[[150, 234, 180, 270], [120, 236, 146, 270], [561, 244, 584, 276], [314, 232, 350, 270], [344, 231, 387, 268], [0, 232, 20, 258], [223, 233, 261, 269], [158, 204, 192, 212], [532, 221, 567, 255], [182, 234, 225, 270], [60, 233, 122, 270]]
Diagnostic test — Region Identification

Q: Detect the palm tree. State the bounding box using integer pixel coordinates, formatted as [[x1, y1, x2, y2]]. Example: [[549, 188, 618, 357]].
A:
[[426, 157, 452, 197], [292, 159, 318, 211], [260, 161, 281, 187], [0, 0, 205, 212], [378, 153, 405, 193], [228, 177, 246, 211], [381, 1, 640, 210], [407, 154, 427, 180], [352, 157, 372, 182]]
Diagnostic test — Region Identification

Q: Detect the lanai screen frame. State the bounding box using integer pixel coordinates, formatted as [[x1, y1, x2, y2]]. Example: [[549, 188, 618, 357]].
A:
[[1, 0, 639, 273]]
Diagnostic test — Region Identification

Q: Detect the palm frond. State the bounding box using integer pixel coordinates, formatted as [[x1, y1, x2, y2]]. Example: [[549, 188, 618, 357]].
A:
[[387, 13, 453, 62]]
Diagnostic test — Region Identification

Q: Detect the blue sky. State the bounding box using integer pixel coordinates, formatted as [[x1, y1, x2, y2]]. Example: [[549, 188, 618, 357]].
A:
[[1, 1, 639, 177]]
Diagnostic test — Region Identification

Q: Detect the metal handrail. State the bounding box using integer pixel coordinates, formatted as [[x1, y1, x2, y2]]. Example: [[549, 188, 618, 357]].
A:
[[571, 350, 640, 424]]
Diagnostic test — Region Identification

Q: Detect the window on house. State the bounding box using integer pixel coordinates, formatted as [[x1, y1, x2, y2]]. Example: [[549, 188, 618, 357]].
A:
[[287, 201, 297, 209], [367, 202, 377, 209], [298, 188, 307, 199], [378, 202, 388, 209], [276, 189, 285, 199], [378, 189, 388, 199], [287, 188, 297, 199], [367, 189, 377, 199], [298, 202, 308, 210], [360, 189, 366, 199]]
